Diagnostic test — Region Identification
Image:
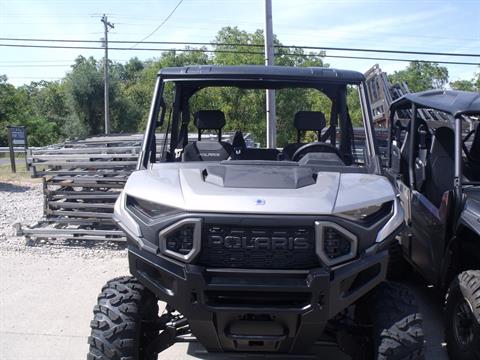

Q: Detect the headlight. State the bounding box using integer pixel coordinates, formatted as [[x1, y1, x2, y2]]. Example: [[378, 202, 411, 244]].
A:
[[126, 196, 181, 218], [159, 218, 202, 262], [336, 202, 392, 222]]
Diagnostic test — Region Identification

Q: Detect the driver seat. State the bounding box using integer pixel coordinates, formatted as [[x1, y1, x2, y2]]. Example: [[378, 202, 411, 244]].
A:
[[282, 111, 326, 160]]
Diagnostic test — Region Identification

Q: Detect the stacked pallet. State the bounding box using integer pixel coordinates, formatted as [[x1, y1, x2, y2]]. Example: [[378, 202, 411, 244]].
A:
[[20, 134, 146, 243], [21, 132, 251, 244]]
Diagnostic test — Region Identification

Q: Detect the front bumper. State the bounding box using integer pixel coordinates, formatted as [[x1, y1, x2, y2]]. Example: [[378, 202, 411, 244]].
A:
[[128, 245, 388, 354]]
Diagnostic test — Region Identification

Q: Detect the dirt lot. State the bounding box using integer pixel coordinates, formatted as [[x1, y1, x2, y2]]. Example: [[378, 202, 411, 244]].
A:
[[0, 181, 449, 360]]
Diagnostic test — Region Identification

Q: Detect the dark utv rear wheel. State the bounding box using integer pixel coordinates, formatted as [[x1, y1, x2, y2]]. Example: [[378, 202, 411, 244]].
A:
[[87, 276, 159, 360], [445, 270, 480, 360], [356, 282, 424, 360]]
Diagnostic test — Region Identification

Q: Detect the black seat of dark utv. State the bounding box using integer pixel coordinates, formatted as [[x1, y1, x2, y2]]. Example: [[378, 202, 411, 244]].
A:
[[464, 123, 480, 180], [183, 110, 233, 161], [424, 126, 455, 207]]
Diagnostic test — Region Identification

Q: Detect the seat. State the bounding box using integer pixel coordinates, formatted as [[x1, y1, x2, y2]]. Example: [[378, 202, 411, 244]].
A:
[[282, 111, 326, 160], [400, 119, 429, 184], [182, 110, 233, 161], [463, 123, 480, 180], [231, 130, 247, 158], [423, 126, 455, 207], [466, 123, 480, 162]]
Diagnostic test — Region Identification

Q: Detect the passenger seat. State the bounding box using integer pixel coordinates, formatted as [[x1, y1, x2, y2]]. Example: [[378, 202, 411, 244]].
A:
[[182, 110, 233, 161]]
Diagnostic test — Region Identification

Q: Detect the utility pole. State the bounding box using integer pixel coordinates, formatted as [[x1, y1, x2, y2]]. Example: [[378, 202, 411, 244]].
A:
[[264, 0, 276, 148], [101, 14, 114, 134]]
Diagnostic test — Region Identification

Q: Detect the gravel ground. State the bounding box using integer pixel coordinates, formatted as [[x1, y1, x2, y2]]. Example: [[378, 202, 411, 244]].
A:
[[0, 181, 43, 243], [0, 180, 127, 259]]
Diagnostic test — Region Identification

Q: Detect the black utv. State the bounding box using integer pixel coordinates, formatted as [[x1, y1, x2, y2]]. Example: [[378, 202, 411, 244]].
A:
[[386, 90, 480, 360]]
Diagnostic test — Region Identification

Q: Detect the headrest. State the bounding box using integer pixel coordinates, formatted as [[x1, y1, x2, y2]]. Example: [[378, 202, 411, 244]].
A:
[[194, 110, 225, 130], [232, 131, 246, 149], [294, 111, 326, 131], [432, 126, 454, 155]]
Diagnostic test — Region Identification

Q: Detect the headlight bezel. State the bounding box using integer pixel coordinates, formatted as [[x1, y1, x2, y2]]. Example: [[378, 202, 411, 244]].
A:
[[315, 221, 358, 267], [158, 218, 202, 263]]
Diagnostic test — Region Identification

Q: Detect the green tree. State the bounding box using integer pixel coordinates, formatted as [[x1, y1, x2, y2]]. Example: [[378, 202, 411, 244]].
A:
[[64, 56, 104, 135], [0, 75, 19, 145], [207, 27, 327, 146], [450, 79, 476, 91], [389, 61, 449, 92], [474, 67, 480, 91]]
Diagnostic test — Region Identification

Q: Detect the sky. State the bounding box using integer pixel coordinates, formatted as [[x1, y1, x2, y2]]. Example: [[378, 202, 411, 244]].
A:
[[0, 0, 479, 86]]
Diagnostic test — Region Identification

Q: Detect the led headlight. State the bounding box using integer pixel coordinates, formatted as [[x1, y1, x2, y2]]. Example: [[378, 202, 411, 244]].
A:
[[165, 225, 194, 255], [126, 196, 181, 218], [315, 222, 358, 266], [323, 227, 352, 259], [159, 218, 202, 262], [337, 202, 392, 222]]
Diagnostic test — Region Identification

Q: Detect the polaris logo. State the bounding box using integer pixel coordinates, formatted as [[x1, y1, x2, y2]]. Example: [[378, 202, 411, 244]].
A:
[[208, 235, 311, 250]]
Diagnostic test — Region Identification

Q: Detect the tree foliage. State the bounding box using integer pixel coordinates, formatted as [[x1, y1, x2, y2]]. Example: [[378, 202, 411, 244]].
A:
[[450, 67, 480, 92], [388, 61, 449, 92]]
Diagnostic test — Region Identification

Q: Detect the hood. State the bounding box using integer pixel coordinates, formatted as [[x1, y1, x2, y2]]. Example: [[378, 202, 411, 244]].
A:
[[124, 163, 395, 215]]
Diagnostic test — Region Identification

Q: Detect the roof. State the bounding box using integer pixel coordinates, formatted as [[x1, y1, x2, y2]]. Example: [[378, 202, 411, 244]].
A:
[[390, 90, 480, 117], [157, 65, 365, 85]]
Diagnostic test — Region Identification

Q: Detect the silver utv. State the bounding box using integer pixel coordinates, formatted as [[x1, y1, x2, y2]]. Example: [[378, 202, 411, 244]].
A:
[[88, 65, 423, 360]]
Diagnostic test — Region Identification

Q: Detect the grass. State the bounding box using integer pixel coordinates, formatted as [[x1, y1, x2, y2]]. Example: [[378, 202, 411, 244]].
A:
[[0, 162, 41, 183]]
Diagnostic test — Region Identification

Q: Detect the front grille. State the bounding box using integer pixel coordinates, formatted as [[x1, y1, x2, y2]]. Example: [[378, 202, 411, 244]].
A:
[[196, 224, 319, 269]]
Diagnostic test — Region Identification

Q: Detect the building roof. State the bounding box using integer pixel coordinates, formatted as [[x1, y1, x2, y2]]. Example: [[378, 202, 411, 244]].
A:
[[390, 90, 480, 117], [157, 65, 365, 85]]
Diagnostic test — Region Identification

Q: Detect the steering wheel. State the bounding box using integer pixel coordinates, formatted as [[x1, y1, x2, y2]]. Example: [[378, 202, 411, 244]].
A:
[[292, 142, 342, 162]]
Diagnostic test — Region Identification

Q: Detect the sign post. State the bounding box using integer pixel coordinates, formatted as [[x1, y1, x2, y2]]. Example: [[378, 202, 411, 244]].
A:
[[7, 126, 28, 173]]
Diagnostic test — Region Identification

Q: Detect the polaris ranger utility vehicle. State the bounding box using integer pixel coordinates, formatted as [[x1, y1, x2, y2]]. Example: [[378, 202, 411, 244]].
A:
[[87, 65, 423, 360], [386, 90, 480, 360]]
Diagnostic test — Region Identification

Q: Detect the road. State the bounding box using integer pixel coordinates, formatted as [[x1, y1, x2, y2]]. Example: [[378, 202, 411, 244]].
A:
[[0, 250, 448, 360]]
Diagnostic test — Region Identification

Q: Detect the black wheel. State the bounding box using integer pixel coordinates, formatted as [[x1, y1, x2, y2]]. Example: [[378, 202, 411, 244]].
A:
[[387, 240, 410, 280], [445, 270, 480, 360], [87, 276, 159, 360], [356, 282, 424, 360]]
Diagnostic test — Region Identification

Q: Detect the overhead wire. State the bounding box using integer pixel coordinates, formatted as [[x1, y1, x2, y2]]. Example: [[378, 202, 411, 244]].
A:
[[129, 0, 184, 48], [0, 43, 478, 66], [0, 37, 478, 58]]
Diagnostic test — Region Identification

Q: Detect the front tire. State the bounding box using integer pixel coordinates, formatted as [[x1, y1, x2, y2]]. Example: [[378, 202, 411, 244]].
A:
[[445, 270, 480, 360], [356, 282, 424, 360], [87, 276, 159, 360]]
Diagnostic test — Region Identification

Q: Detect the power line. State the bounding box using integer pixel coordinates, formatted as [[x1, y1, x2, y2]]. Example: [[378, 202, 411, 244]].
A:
[[0, 64, 71, 67], [0, 42, 478, 66], [0, 36, 479, 58], [129, 0, 184, 48]]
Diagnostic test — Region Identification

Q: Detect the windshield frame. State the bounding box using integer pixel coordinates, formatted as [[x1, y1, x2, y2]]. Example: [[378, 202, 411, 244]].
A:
[[138, 74, 379, 171]]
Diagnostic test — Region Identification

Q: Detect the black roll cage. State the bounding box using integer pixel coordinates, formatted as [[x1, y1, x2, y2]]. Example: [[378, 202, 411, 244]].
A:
[[138, 72, 380, 171], [387, 100, 480, 216]]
